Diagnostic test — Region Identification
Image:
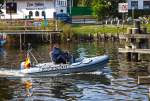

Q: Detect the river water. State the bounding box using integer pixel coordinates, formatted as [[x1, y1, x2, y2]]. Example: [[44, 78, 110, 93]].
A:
[[0, 42, 150, 101]]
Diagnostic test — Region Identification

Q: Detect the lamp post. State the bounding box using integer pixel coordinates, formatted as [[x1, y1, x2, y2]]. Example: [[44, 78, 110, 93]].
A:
[[69, 0, 72, 15], [132, 7, 135, 20]]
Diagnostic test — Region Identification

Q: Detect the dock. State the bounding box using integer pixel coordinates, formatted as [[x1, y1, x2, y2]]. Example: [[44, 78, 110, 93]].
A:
[[119, 48, 150, 54], [138, 76, 150, 84], [119, 34, 150, 39], [118, 19, 150, 62], [0, 30, 61, 34]]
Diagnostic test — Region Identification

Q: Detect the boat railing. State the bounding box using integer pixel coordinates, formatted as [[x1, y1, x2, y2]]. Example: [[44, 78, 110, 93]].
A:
[[27, 49, 39, 65]]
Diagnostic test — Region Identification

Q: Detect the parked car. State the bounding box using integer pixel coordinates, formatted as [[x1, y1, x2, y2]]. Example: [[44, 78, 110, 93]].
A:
[[55, 13, 71, 23]]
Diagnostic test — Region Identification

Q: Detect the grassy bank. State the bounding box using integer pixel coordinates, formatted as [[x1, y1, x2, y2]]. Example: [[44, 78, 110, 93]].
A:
[[72, 24, 127, 35]]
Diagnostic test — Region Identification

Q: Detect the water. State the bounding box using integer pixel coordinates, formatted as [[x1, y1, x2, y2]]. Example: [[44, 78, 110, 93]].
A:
[[0, 42, 150, 101]]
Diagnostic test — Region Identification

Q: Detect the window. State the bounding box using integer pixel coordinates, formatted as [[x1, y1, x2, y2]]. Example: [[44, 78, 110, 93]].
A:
[[6, 2, 17, 14], [35, 11, 39, 16], [144, 1, 150, 9], [57, 0, 66, 6], [29, 11, 33, 16], [131, 1, 138, 9], [42, 11, 45, 16]]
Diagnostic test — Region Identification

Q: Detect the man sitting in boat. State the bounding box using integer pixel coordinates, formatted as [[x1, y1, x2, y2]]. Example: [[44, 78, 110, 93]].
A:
[[50, 43, 73, 64]]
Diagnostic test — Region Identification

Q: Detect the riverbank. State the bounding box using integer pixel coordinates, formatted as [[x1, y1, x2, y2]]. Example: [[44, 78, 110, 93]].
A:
[[1, 20, 150, 45]]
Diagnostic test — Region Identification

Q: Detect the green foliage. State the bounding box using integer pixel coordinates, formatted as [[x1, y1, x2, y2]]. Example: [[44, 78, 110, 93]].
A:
[[0, 0, 4, 14], [108, 0, 126, 17], [92, 0, 110, 20], [73, 0, 92, 7], [73, 0, 126, 19], [0, 0, 4, 4]]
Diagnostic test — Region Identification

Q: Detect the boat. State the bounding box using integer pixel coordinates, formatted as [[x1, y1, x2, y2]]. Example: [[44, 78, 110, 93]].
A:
[[20, 55, 109, 75], [0, 34, 6, 47]]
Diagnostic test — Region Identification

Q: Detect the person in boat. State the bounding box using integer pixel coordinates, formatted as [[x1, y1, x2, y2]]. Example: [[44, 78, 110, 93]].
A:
[[50, 43, 73, 64]]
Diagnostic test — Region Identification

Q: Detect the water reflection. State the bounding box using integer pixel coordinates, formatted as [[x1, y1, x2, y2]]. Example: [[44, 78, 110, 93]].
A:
[[10, 73, 111, 101], [0, 48, 6, 60], [22, 78, 33, 97], [0, 78, 15, 101], [0, 72, 146, 101]]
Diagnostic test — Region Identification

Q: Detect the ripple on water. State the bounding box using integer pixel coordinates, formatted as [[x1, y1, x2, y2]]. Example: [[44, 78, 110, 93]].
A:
[[0, 42, 150, 101]]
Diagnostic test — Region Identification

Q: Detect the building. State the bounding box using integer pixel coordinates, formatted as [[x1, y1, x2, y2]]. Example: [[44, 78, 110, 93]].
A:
[[128, 0, 150, 10], [1, 0, 71, 19]]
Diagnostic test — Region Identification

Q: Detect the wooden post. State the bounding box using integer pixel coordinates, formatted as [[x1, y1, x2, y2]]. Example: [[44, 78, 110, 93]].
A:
[[23, 31, 26, 45], [134, 19, 141, 29], [138, 76, 150, 84], [49, 33, 52, 44], [20, 34, 22, 51], [141, 27, 147, 34], [132, 53, 138, 62], [126, 52, 132, 61]]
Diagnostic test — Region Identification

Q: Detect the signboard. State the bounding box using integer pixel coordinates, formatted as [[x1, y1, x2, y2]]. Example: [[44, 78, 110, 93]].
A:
[[118, 3, 128, 13], [26, 2, 45, 10]]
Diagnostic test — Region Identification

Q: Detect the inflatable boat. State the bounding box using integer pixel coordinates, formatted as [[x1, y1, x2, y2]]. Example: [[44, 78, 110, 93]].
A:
[[20, 55, 109, 75]]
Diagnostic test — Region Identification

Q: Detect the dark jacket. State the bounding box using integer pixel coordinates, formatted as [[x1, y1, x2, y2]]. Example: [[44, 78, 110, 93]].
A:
[[51, 47, 66, 63]]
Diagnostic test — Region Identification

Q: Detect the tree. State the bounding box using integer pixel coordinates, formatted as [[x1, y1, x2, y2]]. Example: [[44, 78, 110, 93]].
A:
[[73, 0, 92, 7], [79, 0, 92, 7], [92, 0, 126, 20], [108, 0, 126, 17], [73, 0, 79, 7], [92, 0, 110, 20]]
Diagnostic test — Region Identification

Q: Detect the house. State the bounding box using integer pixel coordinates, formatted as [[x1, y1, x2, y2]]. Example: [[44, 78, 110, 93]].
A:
[[1, 0, 71, 19], [128, 0, 150, 10]]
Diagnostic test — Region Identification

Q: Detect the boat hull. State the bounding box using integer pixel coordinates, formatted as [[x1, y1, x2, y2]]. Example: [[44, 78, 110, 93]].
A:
[[20, 55, 109, 75]]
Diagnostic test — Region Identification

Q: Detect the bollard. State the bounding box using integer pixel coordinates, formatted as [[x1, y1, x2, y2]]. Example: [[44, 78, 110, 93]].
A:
[[134, 19, 141, 29], [127, 28, 132, 34], [132, 28, 139, 34]]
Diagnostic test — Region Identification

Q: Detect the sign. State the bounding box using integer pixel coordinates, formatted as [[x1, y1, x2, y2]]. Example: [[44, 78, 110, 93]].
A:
[[26, 2, 45, 10], [39, 64, 69, 72], [118, 3, 128, 13]]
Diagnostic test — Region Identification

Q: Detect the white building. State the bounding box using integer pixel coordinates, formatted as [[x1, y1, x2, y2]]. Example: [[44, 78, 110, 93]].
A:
[[1, 0, 69, 19], [128, 0, 150, 10]]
